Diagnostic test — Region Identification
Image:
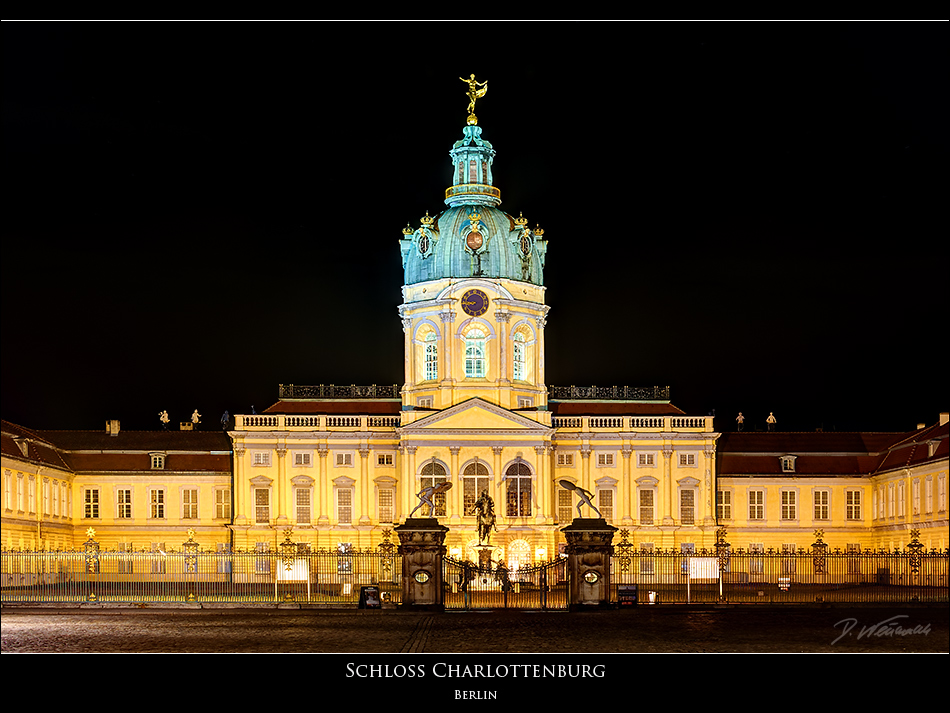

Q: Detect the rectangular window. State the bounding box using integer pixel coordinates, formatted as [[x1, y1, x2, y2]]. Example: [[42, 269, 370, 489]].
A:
[[556, 453, 574, 467], [557, 488, 573, 524], [814, 490, 829, 520], [781, 543, 797, 575], [215, 489, 231, 519], [117, 489, 132, 519], [336, 452, 353, 467], [680, 490, 695, 525], [638, 453, 655, 467], [679, 453, 696, 466], [255, 488, 270, 524], [253, 452, 271, 467], [749, 544, 764, 575], [182, 489, 198, 519], [639, 489, 654, 525], [598, 489, 613, 523], [337, 488, 353, 525], [912, 479, 920, 516], [749, 490, 764, 520], [378, 488, 394, 523], [151, 542, 167, 574], [925, 477, 933, 514], [84, 489, 100, 519], [597, 453, 614, 467], [717, 489, 732, 519], [846, 490, 862, 520], [117, 542, 133, 574], [255, 542, 270, 574], [295, 488, 311, 524], [781, 491, 797, 520], [377, 453, 394, 467], [294, 452, 311, 467], [150, 490, 165, 519], [639, 543, 654, 575]]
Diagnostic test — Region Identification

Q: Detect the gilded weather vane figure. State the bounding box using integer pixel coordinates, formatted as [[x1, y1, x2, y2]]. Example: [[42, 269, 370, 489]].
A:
[[460, 74, 487, 125]]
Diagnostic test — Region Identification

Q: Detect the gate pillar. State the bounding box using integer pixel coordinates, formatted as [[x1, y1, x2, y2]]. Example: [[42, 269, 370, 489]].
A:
[[562, 519, 618, 610], [395, 518, 449, 610]]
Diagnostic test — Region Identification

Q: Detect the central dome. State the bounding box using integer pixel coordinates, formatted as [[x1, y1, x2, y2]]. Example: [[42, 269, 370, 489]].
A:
[[399, 124, 547, 287]]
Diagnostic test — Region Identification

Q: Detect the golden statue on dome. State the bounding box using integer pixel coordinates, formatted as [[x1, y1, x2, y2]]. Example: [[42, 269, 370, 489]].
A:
[[460, 74, 487, 125]]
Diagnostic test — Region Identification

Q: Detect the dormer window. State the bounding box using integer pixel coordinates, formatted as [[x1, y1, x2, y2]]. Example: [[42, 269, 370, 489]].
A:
[[150, 453, 166, 470], [780, 455, 797, 473]]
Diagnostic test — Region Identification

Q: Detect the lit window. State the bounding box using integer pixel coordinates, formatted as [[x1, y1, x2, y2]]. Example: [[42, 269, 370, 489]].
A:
[[557, 488, 573, 523], [749, 490, 765, 520], [465, 329, 486, 378], [425, 332, 438, 381], [150, 453, 165, 470], [255, 488, 270, 524], [781, 490, 797, 520], [84, 488, 100, 519], [378, 488, 394, 523], [295, 488, 311, 524], [377, 453, 395, 467], [215, 489, 231, 520], [462, 460, 491, 515], [253, 452, 271, 467], [337, 488, 353, 525], [780, 455, 796, 473], [717, 489, 732, 519], [846, 490, 862, 520], [598, 489, 614, 523], [420, 461, 448, 517], [182, 489, 198, 519], [639, 489, 654, 525], [505, 461, 532, 517], [117, 489, 132, 519], [680, 489, 695, 525], [150, 489, 166, 519], [814, 490, 829, 520], [512, 332, 526, 381]]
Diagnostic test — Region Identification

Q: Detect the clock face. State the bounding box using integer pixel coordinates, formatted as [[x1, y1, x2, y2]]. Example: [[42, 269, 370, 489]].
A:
[[461, 289, 489, 317]]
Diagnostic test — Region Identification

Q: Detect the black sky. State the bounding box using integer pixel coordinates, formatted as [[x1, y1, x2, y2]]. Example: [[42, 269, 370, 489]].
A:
[[3, 21, 947, 434]]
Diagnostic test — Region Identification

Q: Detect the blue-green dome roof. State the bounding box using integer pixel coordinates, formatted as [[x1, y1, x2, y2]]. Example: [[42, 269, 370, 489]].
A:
[[400, 124, 547, 287]]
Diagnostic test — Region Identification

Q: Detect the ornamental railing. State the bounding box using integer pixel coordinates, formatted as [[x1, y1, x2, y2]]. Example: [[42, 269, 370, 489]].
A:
[[552, 415, 713, 432], [549, 385, 671, 401], [1, 530, 401, 607], [610, 529, 949, 605], [278, 384, 400, 400]]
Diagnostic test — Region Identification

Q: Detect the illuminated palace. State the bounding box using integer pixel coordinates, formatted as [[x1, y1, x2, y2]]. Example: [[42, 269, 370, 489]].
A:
[[2, 79, 948, 563]]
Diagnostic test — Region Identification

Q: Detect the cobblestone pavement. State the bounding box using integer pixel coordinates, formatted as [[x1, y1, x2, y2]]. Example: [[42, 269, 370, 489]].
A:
[[3, 604, 947, 654]]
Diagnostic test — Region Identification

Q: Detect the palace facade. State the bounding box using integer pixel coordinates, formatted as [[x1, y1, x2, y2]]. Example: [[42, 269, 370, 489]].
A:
[[2, 93, 947, 562]]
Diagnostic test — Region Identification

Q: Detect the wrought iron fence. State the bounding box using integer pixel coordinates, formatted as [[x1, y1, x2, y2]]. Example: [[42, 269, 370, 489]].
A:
[[611, 529, 949, 605], [1, 531, 402, 607], [444, 556, 569, 610]]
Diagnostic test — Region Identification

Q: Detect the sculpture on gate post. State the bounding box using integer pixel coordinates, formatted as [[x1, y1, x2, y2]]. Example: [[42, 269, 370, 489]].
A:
[[471, 490, 497, 545], [409, 481, 452, 519], [559, 480, 602, 519]]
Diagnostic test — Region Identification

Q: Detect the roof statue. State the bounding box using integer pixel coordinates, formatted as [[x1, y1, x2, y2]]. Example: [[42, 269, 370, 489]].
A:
[[460, 74, 487, 125]]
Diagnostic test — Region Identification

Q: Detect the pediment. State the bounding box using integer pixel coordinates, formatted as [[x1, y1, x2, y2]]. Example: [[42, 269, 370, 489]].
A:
[[401, 398, 552, 435]]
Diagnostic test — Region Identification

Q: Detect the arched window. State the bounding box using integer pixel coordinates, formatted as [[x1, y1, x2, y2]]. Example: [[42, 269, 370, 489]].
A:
[[505, 461, 532, 517], [465, 328, 486, 378], [420, 460, 448, 517], [512, 332, 526, 381], [424, 332, 438, 381], [462, 459, 491, 514]]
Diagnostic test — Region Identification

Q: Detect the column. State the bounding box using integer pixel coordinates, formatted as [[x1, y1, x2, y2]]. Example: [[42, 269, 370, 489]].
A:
[[662, 446, 674, 525], [449, 446, 462, 523], [233, 447, 247, 525], [317, 447, 329, 526], [275, 446, 288, 526], [359, 446, 371, 525]]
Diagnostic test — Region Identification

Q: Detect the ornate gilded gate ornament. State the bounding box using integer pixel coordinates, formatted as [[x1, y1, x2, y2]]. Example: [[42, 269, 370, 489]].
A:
[[812, 529, 827, 575], [907, 529, 925, 576], [615, 529, 634, 575], [715, 527, 730, 572]]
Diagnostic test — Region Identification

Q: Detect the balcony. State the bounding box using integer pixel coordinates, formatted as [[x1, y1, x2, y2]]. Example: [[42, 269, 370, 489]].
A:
[[235, 414, 401, 431], [551, 415, 714, 433]]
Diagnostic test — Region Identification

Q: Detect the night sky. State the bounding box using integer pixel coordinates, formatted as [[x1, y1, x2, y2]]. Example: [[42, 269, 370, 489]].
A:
[[3, 22, 946, 435]]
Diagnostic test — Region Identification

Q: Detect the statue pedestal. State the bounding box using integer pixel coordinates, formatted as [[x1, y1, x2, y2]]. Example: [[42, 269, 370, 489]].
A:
[[561, 518, 618, 610], [473, 543, 496, 570], [394, 518, 449, 611]]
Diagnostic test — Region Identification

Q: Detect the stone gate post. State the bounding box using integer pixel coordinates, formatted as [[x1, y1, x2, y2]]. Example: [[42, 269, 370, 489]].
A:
[[562, 518, 618, 610], [395, 518, 449, 610]]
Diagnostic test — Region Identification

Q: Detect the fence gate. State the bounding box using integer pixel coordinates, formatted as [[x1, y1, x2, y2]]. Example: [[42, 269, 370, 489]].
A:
[[443, 556, 568, 610]]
